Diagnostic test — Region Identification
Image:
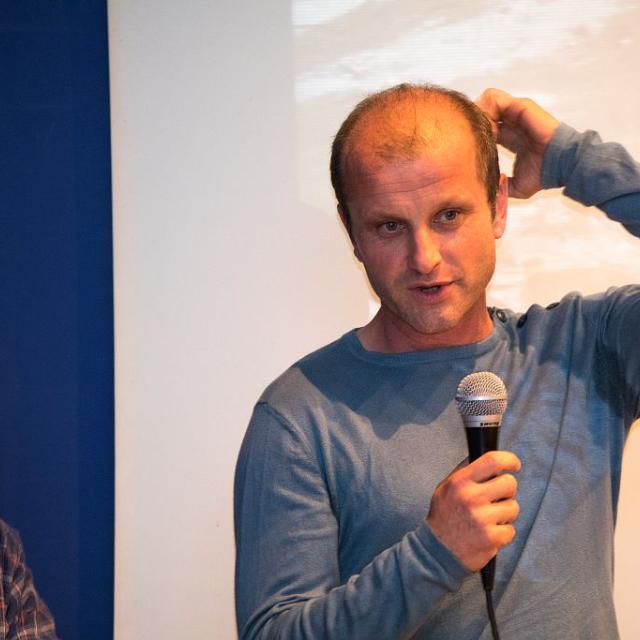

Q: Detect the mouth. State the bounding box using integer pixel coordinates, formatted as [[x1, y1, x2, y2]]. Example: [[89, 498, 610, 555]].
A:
[[410, 281, 452, 301]]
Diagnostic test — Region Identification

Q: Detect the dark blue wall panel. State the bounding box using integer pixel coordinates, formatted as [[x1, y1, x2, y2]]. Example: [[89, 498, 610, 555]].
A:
[[0, 3, 114, 638]]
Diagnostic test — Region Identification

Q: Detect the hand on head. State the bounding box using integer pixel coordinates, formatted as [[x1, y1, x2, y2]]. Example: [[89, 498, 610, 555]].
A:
[[426, 450, 521, 572], [476, 88, 560, 199]]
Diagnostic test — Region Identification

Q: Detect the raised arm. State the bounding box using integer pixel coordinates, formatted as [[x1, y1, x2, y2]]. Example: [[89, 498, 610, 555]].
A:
[[476, 88, 640, 234]]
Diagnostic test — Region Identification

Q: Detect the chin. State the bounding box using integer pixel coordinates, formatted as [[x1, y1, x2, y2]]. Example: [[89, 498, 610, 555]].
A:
[[393, 308, 461, 337], [410, 317, 460, 337]]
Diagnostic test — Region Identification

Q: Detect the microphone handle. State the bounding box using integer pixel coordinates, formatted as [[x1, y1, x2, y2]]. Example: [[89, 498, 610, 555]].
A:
[[465, 426, 500, 593], [465, 426, 499, 463]]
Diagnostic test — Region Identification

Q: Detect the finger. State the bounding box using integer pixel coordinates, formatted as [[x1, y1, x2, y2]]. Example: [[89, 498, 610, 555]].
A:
[[485, 498, 520, 525], [494, 121, 526, 152], [474, 88, 515, 123], [489, 523, 517, 548], [483, 473, 518, 502], [475, 88, 537, 147], [464, 450, 521, 482]]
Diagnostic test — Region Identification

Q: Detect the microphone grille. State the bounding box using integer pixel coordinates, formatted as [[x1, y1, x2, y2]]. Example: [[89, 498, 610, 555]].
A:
[[455, 371, 507, 417]]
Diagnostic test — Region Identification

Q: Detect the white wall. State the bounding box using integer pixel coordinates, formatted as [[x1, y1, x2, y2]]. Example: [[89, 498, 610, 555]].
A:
[[108, 1, 640, 638]]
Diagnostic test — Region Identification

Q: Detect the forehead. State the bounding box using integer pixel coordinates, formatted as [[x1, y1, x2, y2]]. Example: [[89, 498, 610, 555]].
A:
[[345, 96, 473, 156], [343, 108, 481, 206], [343, 101, 477, 180]]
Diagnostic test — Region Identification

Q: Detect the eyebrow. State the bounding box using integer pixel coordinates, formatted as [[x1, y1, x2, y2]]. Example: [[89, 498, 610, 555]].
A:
[[362, 195, 475, 217]]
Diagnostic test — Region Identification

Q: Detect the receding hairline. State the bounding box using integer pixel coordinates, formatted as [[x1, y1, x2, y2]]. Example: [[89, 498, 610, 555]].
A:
[[330, 83, 500, 232], [340, 96, 476, 182]]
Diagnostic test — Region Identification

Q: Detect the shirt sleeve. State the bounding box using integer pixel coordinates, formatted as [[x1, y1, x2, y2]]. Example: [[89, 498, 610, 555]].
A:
[[586, 285, 640, 423], [541, 126, 640, 418], [541, 123, 640, 236], [234, 402, 471, 640], [0, 522, 59, 640]]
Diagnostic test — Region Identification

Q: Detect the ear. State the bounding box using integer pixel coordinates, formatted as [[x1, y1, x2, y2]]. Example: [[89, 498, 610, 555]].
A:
[[492, 174, 508, 239], [338, 204, 363, 262]]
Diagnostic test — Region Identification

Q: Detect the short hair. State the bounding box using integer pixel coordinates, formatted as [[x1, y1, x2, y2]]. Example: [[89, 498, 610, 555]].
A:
[[330, 83, 500, 234]]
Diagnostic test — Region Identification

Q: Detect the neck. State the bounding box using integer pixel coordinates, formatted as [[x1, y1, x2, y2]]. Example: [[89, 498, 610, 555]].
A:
[[357, 307, 495, 353]]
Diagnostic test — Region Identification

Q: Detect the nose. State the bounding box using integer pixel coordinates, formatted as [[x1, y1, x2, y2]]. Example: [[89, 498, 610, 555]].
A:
[[408, 226, 441, 274]]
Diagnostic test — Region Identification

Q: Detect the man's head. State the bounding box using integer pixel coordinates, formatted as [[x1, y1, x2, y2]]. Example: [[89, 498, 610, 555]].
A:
[[329, 84, 508, 352], [330, 83, 500, 237]]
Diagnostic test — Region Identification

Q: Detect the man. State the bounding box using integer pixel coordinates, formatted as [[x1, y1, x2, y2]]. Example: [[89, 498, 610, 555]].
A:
[[0, 519, 58, 639], [235, 84, 640, 638]]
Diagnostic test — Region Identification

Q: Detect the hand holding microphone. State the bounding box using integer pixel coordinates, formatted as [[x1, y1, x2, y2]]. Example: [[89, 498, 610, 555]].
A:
[[426, 372, 521, 576], [453, 373, 518, 640]]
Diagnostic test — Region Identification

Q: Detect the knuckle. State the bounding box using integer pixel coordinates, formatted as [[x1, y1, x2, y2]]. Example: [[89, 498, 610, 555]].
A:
[[436, 475, 469, 505], [503, 473, 518, 494], [483, 451, 502, 472], [433, 478, 446, 495], [436, 474, 454, 493], [448, 476, 468, 500], [447, 472, 463, 490]]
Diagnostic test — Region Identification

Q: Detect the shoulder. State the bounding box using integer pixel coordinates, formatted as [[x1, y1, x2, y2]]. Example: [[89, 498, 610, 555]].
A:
[[531, 287, 640, 322], [496, 286, 640, 344], [258, 331, 359, 407], [241, 331, 368, 454]]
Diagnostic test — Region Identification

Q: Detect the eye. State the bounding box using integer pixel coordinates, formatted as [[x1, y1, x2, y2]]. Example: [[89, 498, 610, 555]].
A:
[[435, 209, 461, 224], [378, 221, 403, 235]]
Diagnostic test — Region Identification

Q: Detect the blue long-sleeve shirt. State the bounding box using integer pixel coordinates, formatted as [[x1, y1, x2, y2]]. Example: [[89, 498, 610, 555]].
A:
[[235, 125, 640, 639]]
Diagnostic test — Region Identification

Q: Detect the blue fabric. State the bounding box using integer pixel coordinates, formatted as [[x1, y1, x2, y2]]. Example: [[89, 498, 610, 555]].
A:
[[0, 3, 114, 638], [235, 126, 640, 639]]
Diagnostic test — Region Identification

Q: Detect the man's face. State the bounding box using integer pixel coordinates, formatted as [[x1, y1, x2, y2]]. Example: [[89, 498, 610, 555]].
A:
[[340, 115, 507, 352]]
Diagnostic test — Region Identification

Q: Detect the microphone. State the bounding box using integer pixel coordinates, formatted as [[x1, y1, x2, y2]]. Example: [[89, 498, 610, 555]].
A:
[[455, 371, 508, 593]]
